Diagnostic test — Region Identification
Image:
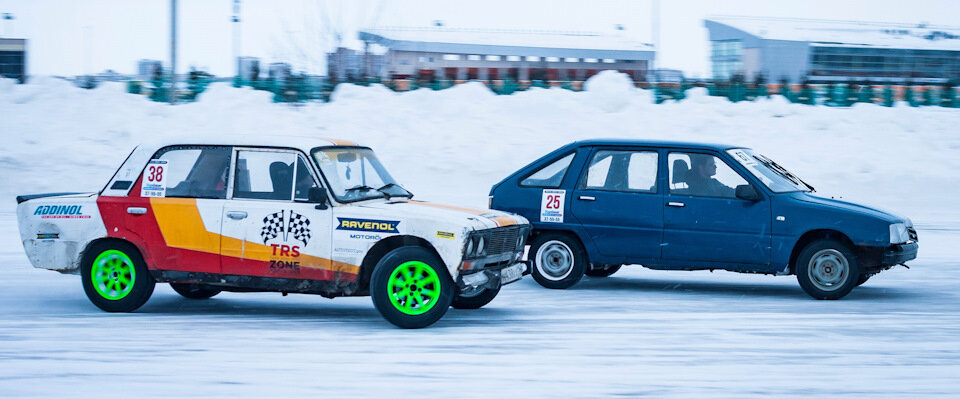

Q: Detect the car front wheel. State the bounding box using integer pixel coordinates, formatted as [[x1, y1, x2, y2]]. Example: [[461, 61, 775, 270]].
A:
[[80, 241, 156, 312], [370, 246, 454, 328], [795, 239, 860, 300], [451, 284, 501, 309], [529, 232, 587, 289]]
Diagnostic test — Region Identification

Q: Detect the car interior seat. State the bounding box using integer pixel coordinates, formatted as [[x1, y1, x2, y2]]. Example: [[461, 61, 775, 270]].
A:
[[672, 159, 690, 193], [269, 161, 294, 200]]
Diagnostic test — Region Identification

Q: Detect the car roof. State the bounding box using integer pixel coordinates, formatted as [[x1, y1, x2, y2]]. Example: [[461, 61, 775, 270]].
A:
[[136, 134, 362, 155], [568, 138, 742, 151]]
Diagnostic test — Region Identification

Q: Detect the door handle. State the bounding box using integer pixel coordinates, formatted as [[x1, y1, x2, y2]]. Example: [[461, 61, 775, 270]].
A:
[[126, 207, 147, 215], [666, 202, 685, 208], [226, 211, 248, 220], [578, 196, 596, 201]]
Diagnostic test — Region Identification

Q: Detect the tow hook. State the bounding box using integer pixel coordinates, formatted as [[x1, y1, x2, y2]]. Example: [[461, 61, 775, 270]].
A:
[[898, 263, 910, 269]]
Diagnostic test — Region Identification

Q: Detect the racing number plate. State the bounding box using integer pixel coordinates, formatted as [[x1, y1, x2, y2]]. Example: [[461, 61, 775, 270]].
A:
[[500, 263, 524, 285]]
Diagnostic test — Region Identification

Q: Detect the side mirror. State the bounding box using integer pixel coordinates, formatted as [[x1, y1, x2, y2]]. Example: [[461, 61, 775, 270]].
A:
[[308, 187, 330, 210], [735, 184, 761, 202]]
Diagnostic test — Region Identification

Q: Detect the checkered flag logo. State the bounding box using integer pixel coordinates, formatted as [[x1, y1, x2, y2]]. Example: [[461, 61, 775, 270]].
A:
[[286, 211, 311, 246], [260, 210, 312, 246], [261, 211, 285, 244]]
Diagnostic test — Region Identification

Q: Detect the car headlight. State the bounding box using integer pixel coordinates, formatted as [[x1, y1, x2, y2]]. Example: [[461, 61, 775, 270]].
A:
[[465, 238, 474, 256], [890, 223, 909, 244], [476, 236, 485, 255]]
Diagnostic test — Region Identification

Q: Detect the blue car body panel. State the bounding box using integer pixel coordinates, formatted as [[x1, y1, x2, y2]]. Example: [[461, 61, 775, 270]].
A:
[[490, 139, 917, 274]]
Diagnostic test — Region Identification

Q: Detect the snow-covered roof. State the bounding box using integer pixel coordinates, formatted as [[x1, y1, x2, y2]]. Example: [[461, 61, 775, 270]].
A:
[[707, 16, 960, 51], [359, 27, 654, 60]]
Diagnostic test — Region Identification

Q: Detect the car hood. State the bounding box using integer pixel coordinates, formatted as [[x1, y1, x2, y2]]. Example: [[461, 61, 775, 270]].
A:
[[789, 192, 909, 225], [356, 200, 527, 230]]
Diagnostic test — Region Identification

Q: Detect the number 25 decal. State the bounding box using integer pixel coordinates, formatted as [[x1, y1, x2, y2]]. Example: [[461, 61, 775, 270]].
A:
[[545, 194, 561, 209]]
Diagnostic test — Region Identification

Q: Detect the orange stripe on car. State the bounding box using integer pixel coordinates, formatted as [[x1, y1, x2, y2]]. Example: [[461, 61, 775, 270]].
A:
[[149, 198, 360, 274]]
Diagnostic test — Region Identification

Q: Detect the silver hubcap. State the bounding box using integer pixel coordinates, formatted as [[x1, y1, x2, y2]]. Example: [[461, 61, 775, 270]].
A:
[[807, 249, 849, 291], [536, 240, 574, 281]]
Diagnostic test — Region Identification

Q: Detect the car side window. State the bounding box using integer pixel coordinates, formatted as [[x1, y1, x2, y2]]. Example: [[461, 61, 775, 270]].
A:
[[233, 150, 298, 201], [153, 146, 231, 199], [293, 155, 320, 202], [520, 153, 575, 188], [582, 150, 658, 193], [668, 152, 747, 199]]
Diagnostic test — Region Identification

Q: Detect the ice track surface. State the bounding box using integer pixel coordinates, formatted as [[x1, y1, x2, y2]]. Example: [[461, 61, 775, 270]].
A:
[[1, 213, 958, 398]]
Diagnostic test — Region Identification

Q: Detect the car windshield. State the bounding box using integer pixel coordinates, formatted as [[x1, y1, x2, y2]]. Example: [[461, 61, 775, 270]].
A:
[[311, 147, 412, 202], [726, 148, 814, 193]]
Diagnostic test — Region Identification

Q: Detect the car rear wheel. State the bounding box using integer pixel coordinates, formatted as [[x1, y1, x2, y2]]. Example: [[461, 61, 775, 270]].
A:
[[529, 232, 587, 289], [795, 239, 860, 300], [451, 284, 501, 309], [370, 246, 454, 329], [585, 264, 621, 278], [80, 241, 155, 312], [170, 283, 221, 299]]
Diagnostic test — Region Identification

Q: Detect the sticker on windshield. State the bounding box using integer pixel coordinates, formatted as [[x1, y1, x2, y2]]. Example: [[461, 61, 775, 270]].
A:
[[540, 189, 565, 223], [730, 149, 758, 166], [141, 159, 168, 198]]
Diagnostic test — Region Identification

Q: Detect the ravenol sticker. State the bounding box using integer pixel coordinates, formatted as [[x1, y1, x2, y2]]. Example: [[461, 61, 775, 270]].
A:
[[540, 189, 565, 223], [34, 205, 90, 219], [436, 231, 455, 239], [337, 218, 400, 233], [140, 159, 168, 198]]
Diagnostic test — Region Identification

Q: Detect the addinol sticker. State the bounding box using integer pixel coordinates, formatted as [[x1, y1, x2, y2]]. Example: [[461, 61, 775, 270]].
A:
[[540, 189, 565, 223], [34, 205, 90, 219]]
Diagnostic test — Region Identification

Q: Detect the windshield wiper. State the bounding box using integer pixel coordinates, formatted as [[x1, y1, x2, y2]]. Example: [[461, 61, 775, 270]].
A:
[[344, 185, 377, 193], [376, 183, 413, 199], [758, 157, 816, 192]]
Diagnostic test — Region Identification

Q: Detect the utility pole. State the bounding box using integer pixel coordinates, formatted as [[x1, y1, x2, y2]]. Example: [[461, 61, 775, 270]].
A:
[[232, 0, 241, 78], [651, 0, 659, 73], [169, 0, 177, 104]]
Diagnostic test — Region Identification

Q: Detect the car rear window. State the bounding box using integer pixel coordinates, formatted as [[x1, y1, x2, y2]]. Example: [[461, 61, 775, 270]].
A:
[[520, 153, 574, 188]]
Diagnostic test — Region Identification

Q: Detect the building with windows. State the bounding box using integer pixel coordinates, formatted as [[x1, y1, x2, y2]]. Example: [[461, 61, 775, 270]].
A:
[[0, 38, 26, 83], [705, 17, 960, 83], [356, 27, 654, 82]]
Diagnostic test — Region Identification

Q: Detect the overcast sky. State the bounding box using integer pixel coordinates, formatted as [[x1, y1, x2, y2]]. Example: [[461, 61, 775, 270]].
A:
[[1, 0, 957, 78]]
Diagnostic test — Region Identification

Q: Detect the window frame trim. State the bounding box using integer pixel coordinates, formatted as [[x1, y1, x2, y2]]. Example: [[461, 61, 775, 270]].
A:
[[576, 148, 661, 194], [143, 144, 234, 200], [229, 146, 323, 203], [665, 149, 762, 200], [518, 151, 578, 189]]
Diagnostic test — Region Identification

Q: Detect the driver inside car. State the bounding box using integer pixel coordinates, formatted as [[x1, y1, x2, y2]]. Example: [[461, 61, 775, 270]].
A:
[[686, 154, 735, 198]]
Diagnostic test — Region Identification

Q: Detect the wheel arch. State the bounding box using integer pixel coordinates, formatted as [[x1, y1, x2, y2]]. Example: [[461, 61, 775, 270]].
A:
[[357, 235, 445, 292], [530, 228, 590, 261], [78, 237, 146, 269], [788, 229, 856, 274]]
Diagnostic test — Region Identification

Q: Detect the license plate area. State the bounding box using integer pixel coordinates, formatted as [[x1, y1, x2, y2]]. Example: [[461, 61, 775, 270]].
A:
[[500, 263, 524, 285]]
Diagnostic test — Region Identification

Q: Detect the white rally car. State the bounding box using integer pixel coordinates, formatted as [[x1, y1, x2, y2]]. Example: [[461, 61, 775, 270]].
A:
[[16, 136, 530, 328]]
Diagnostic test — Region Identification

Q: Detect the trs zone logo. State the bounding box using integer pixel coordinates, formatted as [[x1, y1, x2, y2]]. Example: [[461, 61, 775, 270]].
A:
[[261, 210, 312, 246], [337, 218, 400, 233], [34, 205, 90, 219]]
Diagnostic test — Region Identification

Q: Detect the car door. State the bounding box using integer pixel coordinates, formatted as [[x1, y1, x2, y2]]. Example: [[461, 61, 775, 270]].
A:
[[662, 151, 771, 266], [570, 148, 663, 262], [220, 148, 334, 280], [100, 145, 232, 274]]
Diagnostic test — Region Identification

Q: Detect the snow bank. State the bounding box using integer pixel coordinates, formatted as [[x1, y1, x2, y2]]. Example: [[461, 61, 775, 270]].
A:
[[2, 74, 959, 224]]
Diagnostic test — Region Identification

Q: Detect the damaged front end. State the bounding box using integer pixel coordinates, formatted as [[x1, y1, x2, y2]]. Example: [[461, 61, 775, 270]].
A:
[[457, 225, 531, 292]]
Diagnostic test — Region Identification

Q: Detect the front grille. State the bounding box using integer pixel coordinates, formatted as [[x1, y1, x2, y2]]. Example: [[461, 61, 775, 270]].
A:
[[485, 226, 522, 255]]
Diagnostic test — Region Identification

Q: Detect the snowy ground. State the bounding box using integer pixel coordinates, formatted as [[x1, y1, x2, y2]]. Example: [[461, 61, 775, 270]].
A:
[[1, 73, 960, 397], [1, 213, 958, 398]]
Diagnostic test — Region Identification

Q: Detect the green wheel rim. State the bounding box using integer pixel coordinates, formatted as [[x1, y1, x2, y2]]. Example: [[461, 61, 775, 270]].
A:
[[386, 261, 442, 315], [91, 250, 136, 301]]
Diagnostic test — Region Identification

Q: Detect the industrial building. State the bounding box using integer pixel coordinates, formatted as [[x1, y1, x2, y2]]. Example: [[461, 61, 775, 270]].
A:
[[355, 27, 654, 82], [0, 38, 26, 83], [704, 17, 960, 83]]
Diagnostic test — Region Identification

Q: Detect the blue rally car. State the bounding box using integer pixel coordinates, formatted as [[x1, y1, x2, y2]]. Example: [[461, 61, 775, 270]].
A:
[[489, 139, 918, 299]]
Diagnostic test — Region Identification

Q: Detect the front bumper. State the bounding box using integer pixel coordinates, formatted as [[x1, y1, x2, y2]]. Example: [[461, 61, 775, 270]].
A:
[[881, 241, 919, 265], [857, 241, 918, 274], [457, 261, 528, 292]]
